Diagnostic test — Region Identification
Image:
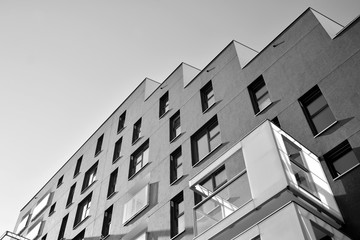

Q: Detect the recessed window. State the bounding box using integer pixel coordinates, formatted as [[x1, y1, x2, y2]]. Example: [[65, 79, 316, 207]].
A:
[[73, 229, 85, 240], [66, 183, 76, 207], [311, 221, 333, 240], [31, 193, 51, 220], [271, 117, 281, 128], [113, 138, 122, 163], [95, 134, 104, 156], [82, 161, 98, 192], [324, 140, 360, 179], [123, 185, 149, 224], [74, 192, 92, 228], [107, 168, 118, 198], [118, 111, 126, 133], [170, 111, 181, 141], [191, 116, 221, 165], [101, 205, 113, 238], [74, 156, 82, 178], [49, 203, 56, 216], [57, 175, 64, 188], [26, 221, 43, 240], [58, 214, 68, 240], [299, 85, 336, 135], [200, 81, 215, 112], [41, 234, 47, 240], [132, 118, 142, 143], [17, 214, 29, 234], [248, 75, 271, 114], [170, 147, 183, 184], [170, 192, 185, 238], [159, 91, 169, 117], [129, 140, 149, 179]]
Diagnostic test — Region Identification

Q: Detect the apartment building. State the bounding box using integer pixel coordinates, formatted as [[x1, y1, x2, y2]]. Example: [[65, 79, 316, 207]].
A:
[[7, 8, 360, 240]]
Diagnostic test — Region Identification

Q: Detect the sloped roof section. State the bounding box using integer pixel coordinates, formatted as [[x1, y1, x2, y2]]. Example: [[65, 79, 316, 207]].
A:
[[233, 41, 259, 68], [310, 8, 344, 39]]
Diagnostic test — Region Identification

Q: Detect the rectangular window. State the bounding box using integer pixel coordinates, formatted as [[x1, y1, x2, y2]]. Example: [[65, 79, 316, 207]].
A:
[[123, 185, 149, 224], [73, 229, 85, 240], [200, 81, 215, 112], [107, 168, 118, 198], [132, 118, 142, 143], [248, 75, 271, 114], [58, 214, 68, 240], [26, 221, 43, 240], [170, 192, 185, 238], [283, 136, 318, 197], [57, 175, 64, 188], [324, 140, 360, 179], [31, 193, 51, 220], [159, 91, 169, 117], [16, 214, 29, 234], [41, 234, 47, 240], [299, 85, 336, 135], [271, 117, 281, 128], [66, 183, 76, 207], [129, 140, 149, 179], [170, 147, 183, 184], [49, 203, 56, 216], [191, 116, 221, 165], [74, 156, 82, 178], [95, 134, 104, 156], [311, 221, 333, 240], [101, 205, 113, 238], [74, 192, 92, 228], [118, 111, 126, 133], [170, 111, 181, 141], [113, 138, 122, 163], [82, 161, 98, 192]]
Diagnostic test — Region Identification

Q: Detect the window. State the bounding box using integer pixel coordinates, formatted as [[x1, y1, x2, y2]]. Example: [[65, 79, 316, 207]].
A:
[[311, 221, 333, 240], [49, 203, 56, 216], [101, 205, 113, 238], [271, 117, 281, 128], [82, 161, 98, 192], [41, 234, 47, 240], [129, 140, 149, 179], [324, 140, 360, 179], [170, 111, 181, 141], [113, 138, 122, 163], [74, 156, 82, 177], [26, 221, 43, 240], [191, 116, 221, 165], [107, 168, 118, 198], [31, 193, 51, 220], [17, 214, 29, 234], [170, 147, 183, 184], [74, 192, 92, 228], [132, 118, 142, 143], [57, 175, 64, 188], [248, 75, 271, 114], [66, 183, 76, 207], [299, 85, 336, 135], [170, 192, 185, 237], [159, 91, 169, 117], [73, 229, 85, 240], [118, 111, 126, 133], [58, 214, 68, 240], [283, 136, 318, 197], [200, 81, 215, 112], [123, 185, 149, 224], [95, 134, 104, 156]]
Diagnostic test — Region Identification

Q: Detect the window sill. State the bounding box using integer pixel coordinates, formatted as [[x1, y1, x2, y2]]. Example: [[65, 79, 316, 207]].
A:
[[100, 234, 110, 240], [81, 180, 97, 194], [170, 132, 183, 143], [202, 102, 216, 114], [117, 126, 126, 134], [313, 121, 338, 138], [73, 172, 81, 179], [123, 203, 149, 226], [66, 202, 73, 209], [255, 101, 273, 116], [171, 230, 185, 240], [192, 144, 222, 167], [73, 215, 90, 230], [48, 211, 55, 217], [170, 175, 184, 186], [132, 136, 142, 145], [57, 182, 63, 188], [112, 156, 122, 164], [107, 191, 117, 200], [94, 150, 103, 157], [333, 163, 360, 181], [128, 162, 149, 180], [159, 110, 170, 119]]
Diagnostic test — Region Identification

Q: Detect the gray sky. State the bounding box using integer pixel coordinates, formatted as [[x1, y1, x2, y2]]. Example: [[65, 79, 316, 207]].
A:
[[0, 0, 359, 235]]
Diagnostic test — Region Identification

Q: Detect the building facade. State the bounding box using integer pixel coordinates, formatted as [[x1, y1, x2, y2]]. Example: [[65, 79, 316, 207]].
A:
[[10, 8, 360, 240]]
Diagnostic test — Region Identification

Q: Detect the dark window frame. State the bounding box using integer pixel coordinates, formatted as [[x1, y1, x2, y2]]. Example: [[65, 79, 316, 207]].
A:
[[73, 229, 85, 240], [49, 203, 56, 216], [132, 118, 142, 144], [170, 192, 185, 238], [58, 214, 68, 240], [81, 161, 98, 192], [95, 134, 104, 156], [248, 75, 271, 114], [74, 192, 92, 228], [128, 140, 149, 179], [66, 183, 76, 207], [200, 81, 215, 112], [117, 111, 126, 133], [57, 175, 64, 188], [170, 111, 181, 141], [170, 147, 183, 184], [101, 205, 113, 238], [113, 137, 122, 163], [159, 91, 170, 117], [74, 156, 82, 178], [107, 168, 118, 198]]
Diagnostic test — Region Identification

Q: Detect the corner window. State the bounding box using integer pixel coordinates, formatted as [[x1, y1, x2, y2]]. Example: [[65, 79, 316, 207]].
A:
[[159, 91, 169, 117], [74, 192, 92, 228], [191, 116, 221, 165], [107, 168, 118, 198], [74, 156, 82, 178], [118, 111, 126, 133], [129, 140, 149, 179], [58, 214, 68, 240], [113, 137, 122, 163], [170, 147, 183, 184], [101, 205, 113, 238], [66, 183, 76, 207], [170, 111, 181, 141], [95, 134, 104, 156], [299, 85, 336, 135], [82, 161, 98, 192], [200, 81, 215, 112], [324, 140, 360, 179], [132, 118, 142, 143], [248, 75, 271, 114], [57, 175, 64, 188], [170, 192, 185, 238], [123, 185, 149, 224]]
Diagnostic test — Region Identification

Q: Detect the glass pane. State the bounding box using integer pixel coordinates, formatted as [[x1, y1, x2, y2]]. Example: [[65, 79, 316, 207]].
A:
[[332, 151, 359, 176], [307, 95, 327, 116], [134, 232, 147, 240], [123, 186, 148, 223], [178, 201, 184, 214], [210, 132, 221, 151], [176, 165, 183, 179], [255, 85, 267, 100], [178, 214, 185, 233], [214, 168, 227, 189], [175, 125, 181, 137], [197, 134, 209, 160], [312, 106, 336, 133], [258, 95, 271, 111], [283, 138, 305, 167], [291, 163, 317, 196], [207, 94, 215, 107], [143, 148, 149, 165]]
